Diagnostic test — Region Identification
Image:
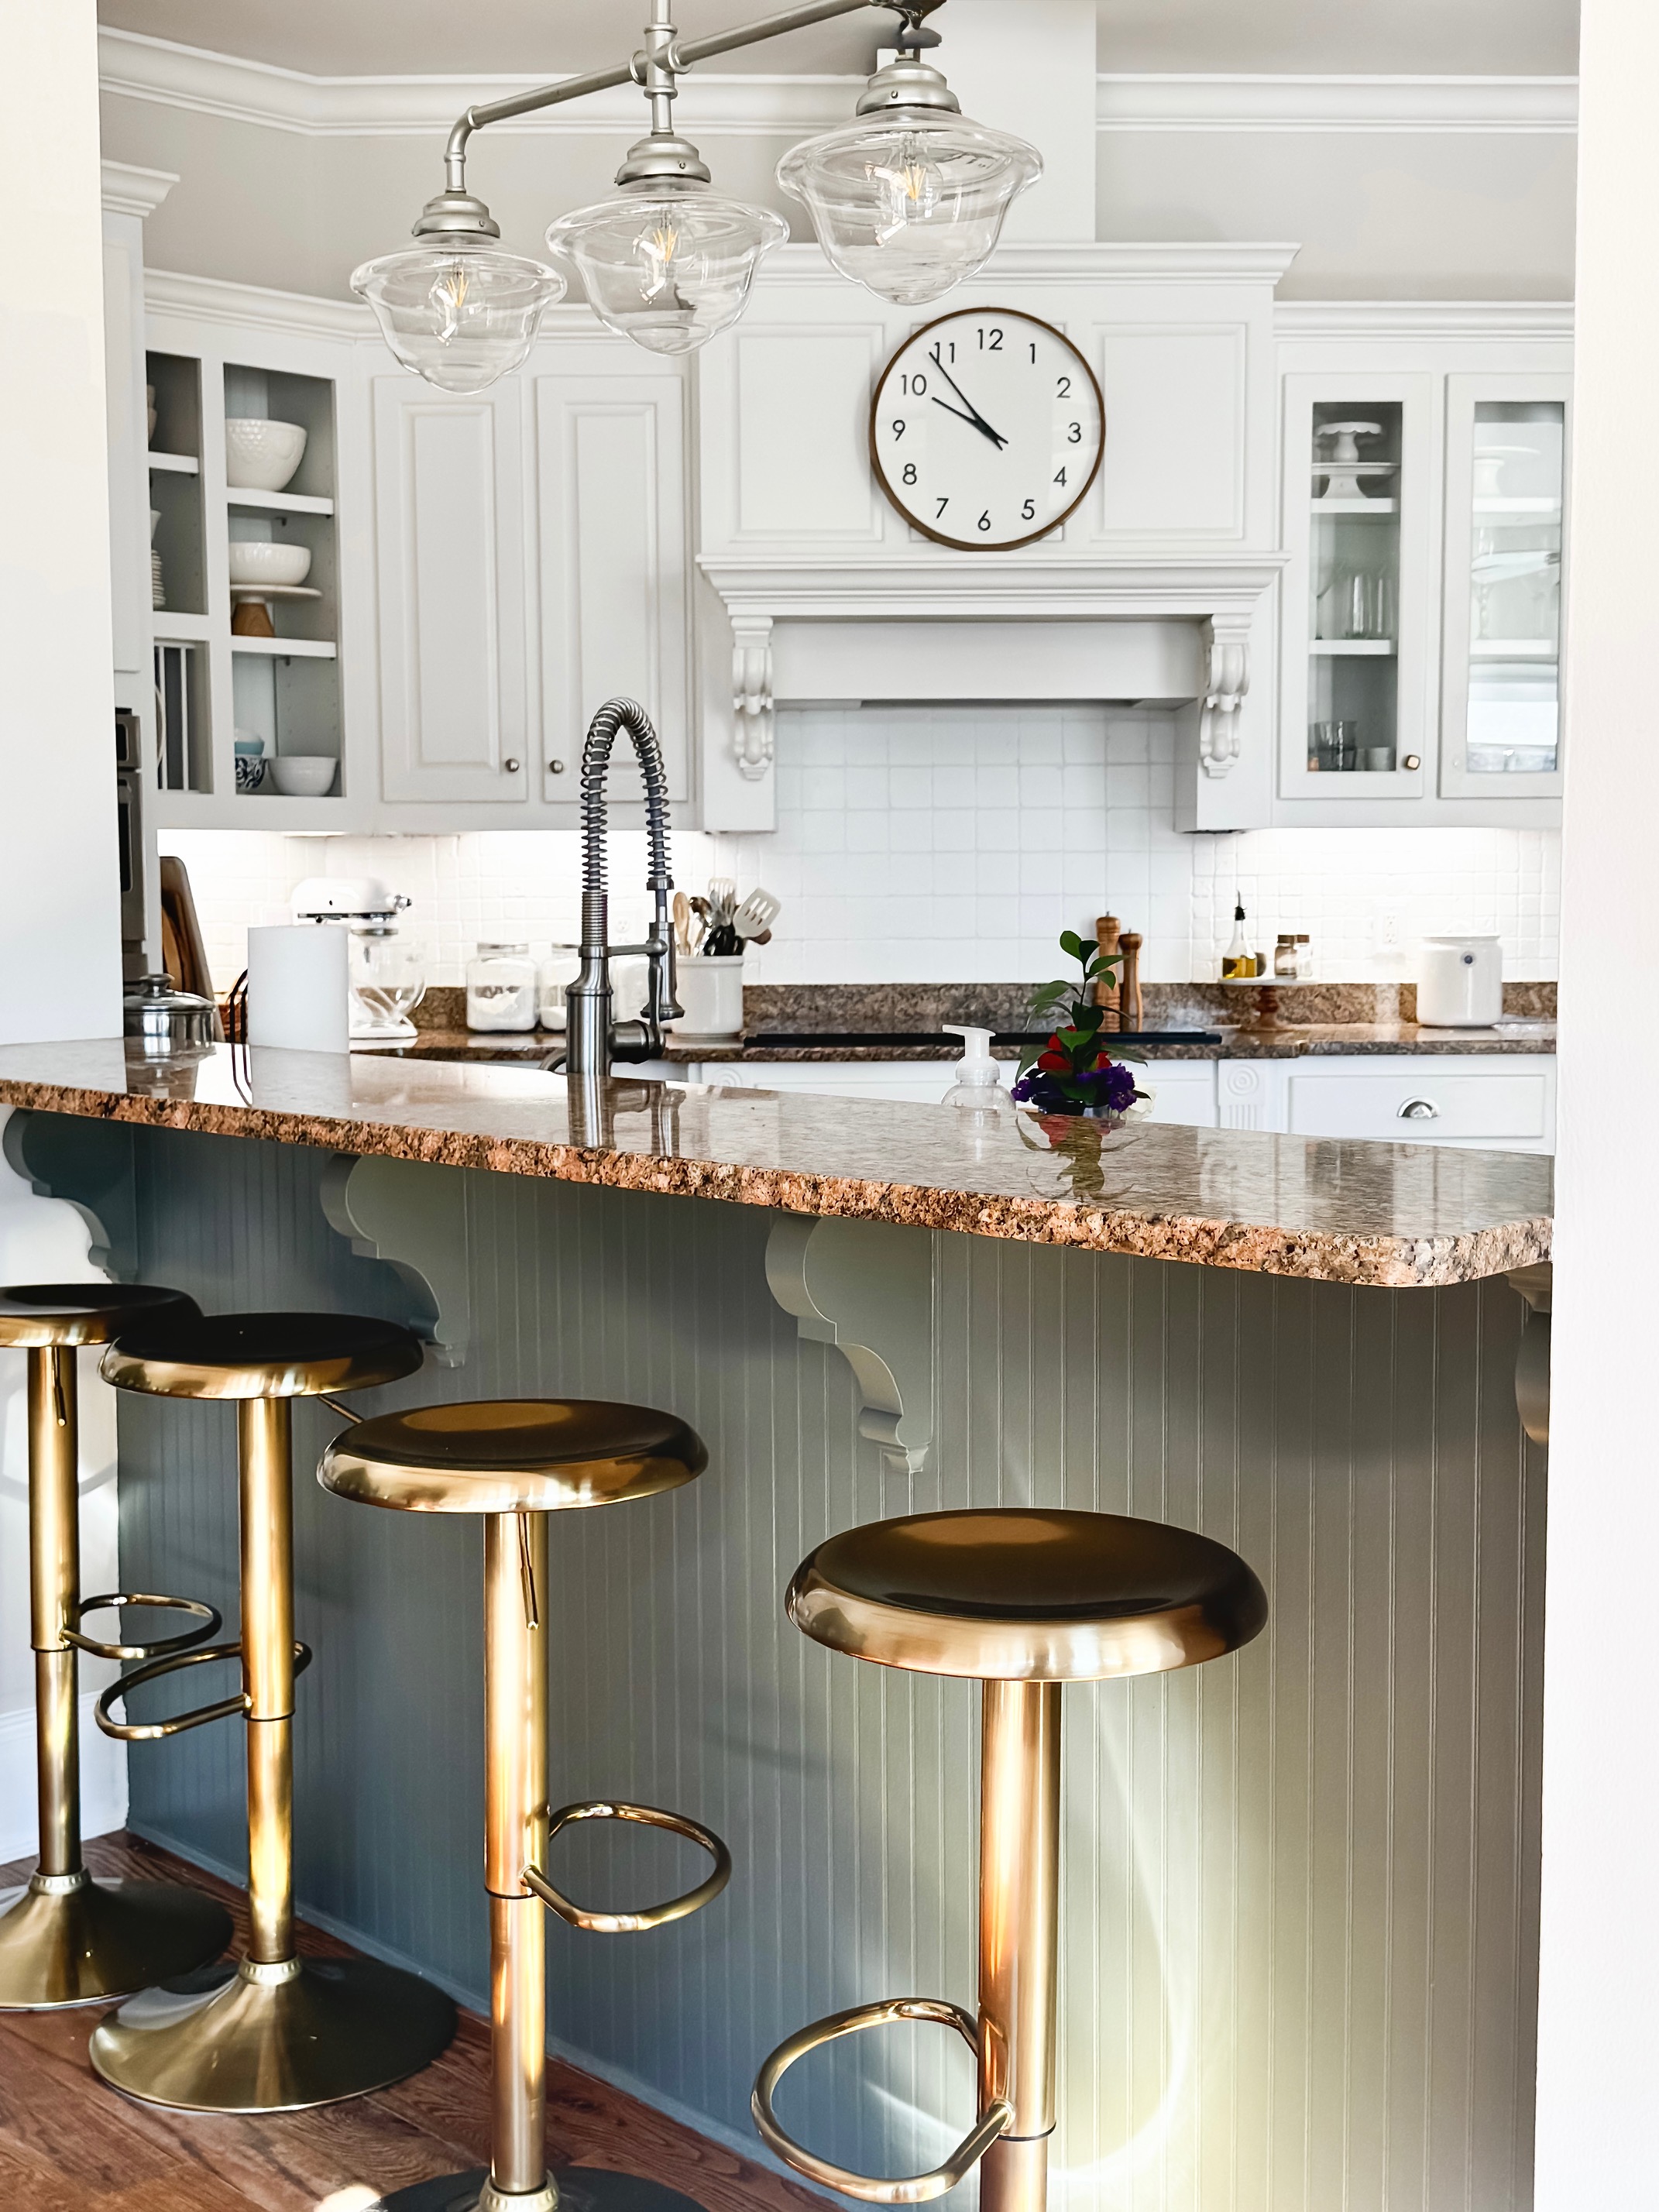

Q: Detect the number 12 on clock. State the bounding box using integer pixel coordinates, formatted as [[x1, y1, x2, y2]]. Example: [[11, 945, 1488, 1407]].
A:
[[868, 307, 1105, 553]]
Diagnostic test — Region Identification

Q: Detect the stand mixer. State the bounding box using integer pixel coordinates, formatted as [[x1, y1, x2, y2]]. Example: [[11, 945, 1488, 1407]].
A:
[[290, 877, 425, 1044]]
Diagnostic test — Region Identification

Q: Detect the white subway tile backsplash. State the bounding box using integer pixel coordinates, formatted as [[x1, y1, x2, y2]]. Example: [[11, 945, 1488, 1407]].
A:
[[163, 703, 1560, 996]]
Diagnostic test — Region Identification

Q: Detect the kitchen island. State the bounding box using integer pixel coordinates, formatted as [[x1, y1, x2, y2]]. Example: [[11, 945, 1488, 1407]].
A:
[[0, 1042, 1547, 2210]]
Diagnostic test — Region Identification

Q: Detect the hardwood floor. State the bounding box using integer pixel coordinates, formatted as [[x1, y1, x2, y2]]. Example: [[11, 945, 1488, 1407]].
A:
[[0, 1832, 826, 2212]]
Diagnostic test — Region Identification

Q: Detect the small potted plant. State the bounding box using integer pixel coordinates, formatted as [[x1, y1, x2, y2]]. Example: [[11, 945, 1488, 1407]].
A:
[[1011, 930, 1151, 1125]]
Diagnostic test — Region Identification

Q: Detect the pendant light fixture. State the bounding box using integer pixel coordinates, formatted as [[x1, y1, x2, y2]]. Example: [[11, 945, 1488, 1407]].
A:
[[355, 0, 1042, 390]]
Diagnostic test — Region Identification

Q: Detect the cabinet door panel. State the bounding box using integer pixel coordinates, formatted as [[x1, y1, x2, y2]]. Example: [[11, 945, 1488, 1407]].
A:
[[731, 325, 887, 541], [374, 380, 527, 804], [536, 373, 688, 801], [1089, 324, 1246, 540]]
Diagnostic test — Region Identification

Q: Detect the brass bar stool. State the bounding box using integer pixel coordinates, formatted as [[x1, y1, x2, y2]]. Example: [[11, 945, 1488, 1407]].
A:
[[318, 1398, 732, 2212], [88, 1310, 456, 2111], [753, 1508, 1269, 2210], [0, 1284, 232, 2008]]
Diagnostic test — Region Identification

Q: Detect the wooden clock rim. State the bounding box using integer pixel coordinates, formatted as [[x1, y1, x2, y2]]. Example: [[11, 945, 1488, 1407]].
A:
[[867, 304, 1108, 555]]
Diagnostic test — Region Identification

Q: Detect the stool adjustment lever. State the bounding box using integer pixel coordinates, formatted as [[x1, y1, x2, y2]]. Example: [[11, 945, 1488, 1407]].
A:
[[96, 1638, 313, 1742], [753, 1997, 1014, 2205], [523, 1798, 731, 1934]]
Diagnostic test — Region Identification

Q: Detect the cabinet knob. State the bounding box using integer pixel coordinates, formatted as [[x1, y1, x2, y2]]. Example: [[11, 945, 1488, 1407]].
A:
[[548, 758, 566, 775], [1398, 1097, 1439, 1120], [503, 757, 520, 774], [1402, 754, 1421, 771]]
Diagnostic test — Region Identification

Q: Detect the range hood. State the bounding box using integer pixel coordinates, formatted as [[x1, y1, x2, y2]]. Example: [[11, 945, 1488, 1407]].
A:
[[701, 551, 1285, 785]]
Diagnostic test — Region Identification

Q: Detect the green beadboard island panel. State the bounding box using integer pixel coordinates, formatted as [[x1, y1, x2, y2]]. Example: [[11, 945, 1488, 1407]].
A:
[[12, 1115, 1543, 2211]]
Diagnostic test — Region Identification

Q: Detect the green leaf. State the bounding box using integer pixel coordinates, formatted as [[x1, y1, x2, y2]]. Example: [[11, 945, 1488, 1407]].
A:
[[1075, 1004, 1104, 1031], [1059, 929, 1084, 959]]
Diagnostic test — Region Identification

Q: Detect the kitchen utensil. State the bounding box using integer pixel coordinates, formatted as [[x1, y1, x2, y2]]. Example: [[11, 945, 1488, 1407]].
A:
[[234, 733, 267, 793], [269, 756, 337, 797], [123, 973, 223, 1058], [1308, 721, 1358, 773], [733, 888, 779, 940], [225, 417, 307, 493], [672, 891, 692, 954], [707, 876, 737, 919], [228, 542, 312, 588], [1416, 935, 1503, 1028], [1312, 421, 1395, 501]]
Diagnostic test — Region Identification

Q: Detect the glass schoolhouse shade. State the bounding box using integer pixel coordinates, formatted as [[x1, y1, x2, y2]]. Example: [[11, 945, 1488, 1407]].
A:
[[350, 246, 567, 393], [546, 183, 789, 357], [775, 113, 1041, 305]]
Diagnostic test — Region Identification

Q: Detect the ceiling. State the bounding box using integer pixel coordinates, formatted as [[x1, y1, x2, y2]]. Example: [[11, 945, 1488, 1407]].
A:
[[98, 0, 1578, 79]]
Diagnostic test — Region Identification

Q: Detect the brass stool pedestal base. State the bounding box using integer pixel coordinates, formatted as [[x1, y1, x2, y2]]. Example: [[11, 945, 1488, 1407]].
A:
[[0, 1874, 232, 2012], [367, 2169, 713, 2212], [89, 1954, 457, 2113]]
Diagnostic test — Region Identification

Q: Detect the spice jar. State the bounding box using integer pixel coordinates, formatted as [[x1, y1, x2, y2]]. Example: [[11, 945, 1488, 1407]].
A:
[[466, 943, 537, 1032]]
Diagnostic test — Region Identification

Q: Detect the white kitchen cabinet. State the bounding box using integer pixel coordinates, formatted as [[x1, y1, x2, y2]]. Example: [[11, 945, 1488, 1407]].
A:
[[1219, 1053, 1555, 1152], [373, 378, 531, 807], [1438, 374, 1571, 801], [534, 360, 690, 805], [663, 1056, 1221, 1122], [1273, 307, 1571, 828]]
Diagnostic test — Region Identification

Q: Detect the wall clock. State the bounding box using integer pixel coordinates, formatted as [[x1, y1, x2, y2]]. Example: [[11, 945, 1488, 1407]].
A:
[[869, 307, 1106, 552]]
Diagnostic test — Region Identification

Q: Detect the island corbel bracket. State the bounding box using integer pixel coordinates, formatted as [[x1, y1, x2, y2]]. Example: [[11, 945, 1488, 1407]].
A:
[[320, 1155, 472, 1369], [1508, 1262, 1551, 1446], [2, 1110, 137, 1280], [732, 615, 775, 782], [765, 1214, 935, 1475], [1200, 613, 1252, 779]]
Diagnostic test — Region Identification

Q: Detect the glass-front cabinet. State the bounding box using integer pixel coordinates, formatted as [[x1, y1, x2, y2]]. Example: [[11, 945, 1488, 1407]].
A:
[[1439, 374, 1570, 799], [1279, 375, 1434, 801]]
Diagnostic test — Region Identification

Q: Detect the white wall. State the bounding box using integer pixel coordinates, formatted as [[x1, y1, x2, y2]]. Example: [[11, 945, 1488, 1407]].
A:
[[1531, 0, 1659, 2199], [166, 703, 1561, 994], [0, 0, 129, 1846], [3, 0, 124, 1042]]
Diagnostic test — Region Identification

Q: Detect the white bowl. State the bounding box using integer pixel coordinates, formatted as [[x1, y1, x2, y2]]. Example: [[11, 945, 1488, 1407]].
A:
[[225, 417, 307, 493], [269, 756, 337, 798], [227, 541, 312, 587]]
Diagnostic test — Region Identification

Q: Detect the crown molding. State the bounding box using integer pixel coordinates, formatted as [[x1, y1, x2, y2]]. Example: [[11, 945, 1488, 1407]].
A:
[[145, 266, 373, 339], [100, 31, 1579, 142], [1097, 73, 1578, 134], [98, 27, 855, 138], [1276, 300, 1574, 340], [754, 240, 1304, 288], [100, 158, 177, 218]]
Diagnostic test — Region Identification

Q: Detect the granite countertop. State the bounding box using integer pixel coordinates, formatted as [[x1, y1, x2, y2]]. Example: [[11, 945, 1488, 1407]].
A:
[[384, 1020, 1557, 1066], [389, 980, 1556, 1066], [0, 1040, 1551, 1289]]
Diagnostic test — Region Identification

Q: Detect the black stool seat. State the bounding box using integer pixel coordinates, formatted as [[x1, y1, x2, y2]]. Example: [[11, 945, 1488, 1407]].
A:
[[102, 1311, 423, 1401], [788, 1507, 1269, 1682], [0, 1283, 198, 1349], [321, 1398, 707, 1516]]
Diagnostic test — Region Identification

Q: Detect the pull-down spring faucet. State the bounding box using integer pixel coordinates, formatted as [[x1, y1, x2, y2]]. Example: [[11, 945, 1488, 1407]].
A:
[[559, 697, 682, 1102]]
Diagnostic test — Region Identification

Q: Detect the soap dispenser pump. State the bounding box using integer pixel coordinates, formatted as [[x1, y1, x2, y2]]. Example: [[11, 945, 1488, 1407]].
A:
[[941, 1025, 1009, 1115]]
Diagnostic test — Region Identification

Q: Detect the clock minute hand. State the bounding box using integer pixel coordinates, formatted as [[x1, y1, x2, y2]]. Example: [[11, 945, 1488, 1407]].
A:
[[929, 393, 1005, 449], [929, 345, 1008, 450]]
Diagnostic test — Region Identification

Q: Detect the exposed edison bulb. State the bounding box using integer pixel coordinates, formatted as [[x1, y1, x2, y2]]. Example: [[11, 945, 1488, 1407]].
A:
[[351, 246, 566, 393], [869, 135, 945, 244], [548, 186, 788, 357]]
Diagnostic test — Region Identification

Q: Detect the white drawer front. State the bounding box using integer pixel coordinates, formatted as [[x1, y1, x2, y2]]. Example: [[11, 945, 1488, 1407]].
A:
[[1136, 1061, 1218, 1128], [1286, 1066, 1551, 1143]]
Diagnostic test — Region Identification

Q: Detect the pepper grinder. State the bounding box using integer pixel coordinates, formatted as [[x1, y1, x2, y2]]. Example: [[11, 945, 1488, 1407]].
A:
[[1118, 931, 1143, 1033], [1094, 914, 1121, 1029]]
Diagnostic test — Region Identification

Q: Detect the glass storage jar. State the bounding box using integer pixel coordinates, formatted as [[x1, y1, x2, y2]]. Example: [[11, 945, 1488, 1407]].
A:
[[466, 943, 538, 1032]]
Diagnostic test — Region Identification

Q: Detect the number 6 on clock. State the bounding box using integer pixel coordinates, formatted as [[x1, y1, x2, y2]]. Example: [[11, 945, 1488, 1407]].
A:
[[867, 307, 1105, 553]]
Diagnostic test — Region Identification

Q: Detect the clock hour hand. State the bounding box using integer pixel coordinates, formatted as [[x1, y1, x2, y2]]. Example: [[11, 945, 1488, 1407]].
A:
[[929, 345, 1007, 449], [929, 393, 1006, 449]]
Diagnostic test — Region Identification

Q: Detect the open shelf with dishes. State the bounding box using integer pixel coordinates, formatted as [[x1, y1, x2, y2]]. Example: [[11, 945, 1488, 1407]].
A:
[[145, 342, 346, 811]]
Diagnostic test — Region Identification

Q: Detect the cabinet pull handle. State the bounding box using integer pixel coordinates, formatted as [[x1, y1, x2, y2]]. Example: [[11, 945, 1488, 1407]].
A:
[[1398, 1097, 1438, 1120], [503, 757, 520, 774]]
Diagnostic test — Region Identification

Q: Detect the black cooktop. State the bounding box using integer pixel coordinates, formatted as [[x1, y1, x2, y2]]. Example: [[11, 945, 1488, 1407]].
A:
[[746, 1030, 1224, 1049]]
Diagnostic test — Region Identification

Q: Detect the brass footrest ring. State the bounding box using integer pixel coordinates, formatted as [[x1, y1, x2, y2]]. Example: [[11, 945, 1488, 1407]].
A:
[[94, 1639, 313, 1743], [64, 1590, 223, 1664], [752, 1997, 1013, 2206], [523, 1800, 732, 1933]]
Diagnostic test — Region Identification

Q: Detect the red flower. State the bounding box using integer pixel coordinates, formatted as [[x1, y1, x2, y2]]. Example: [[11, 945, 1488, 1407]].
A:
[[1037, 1049, 1069, 1072]]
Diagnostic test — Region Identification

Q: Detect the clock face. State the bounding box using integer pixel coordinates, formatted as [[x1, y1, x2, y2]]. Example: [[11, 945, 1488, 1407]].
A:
[[869, 308, 1105, 552]]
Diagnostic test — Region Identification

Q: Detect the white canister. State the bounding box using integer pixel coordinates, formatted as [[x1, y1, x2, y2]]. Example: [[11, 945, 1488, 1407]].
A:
[[668, 955, 745, 1039], [1415, 935, 1503, 1027], [246, 924, 349, 1053]]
